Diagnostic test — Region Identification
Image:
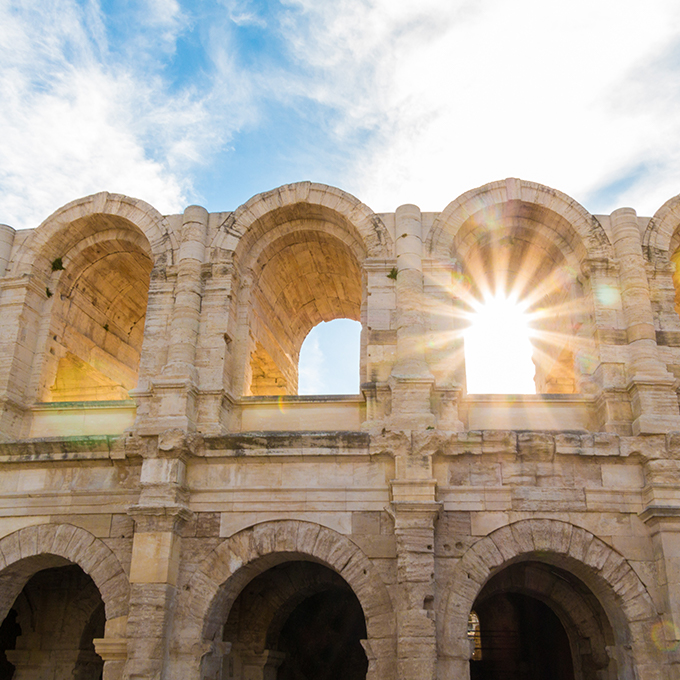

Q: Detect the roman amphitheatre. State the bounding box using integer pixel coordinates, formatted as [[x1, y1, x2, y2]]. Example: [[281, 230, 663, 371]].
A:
[[0, 177, 678, 679]]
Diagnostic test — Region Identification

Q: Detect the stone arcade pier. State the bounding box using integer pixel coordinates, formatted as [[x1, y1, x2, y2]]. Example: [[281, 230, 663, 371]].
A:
[[1, 179, 680, 679]]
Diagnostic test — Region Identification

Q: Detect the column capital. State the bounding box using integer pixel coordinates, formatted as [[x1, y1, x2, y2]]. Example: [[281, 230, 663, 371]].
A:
[[93, 637, 128, 662]]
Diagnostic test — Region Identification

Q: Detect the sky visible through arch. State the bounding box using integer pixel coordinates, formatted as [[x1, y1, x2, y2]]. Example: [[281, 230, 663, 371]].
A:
[[3, 0, 680, 392]]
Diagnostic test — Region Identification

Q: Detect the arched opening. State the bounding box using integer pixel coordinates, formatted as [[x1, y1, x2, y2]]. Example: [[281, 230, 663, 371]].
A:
[[298, 319, 361, 394], [452, 202, 588, 395], [472, 593, 573, 680], [210, 561, 368, 680], [38, 217, 153, 402], [0, 563, 105, 679], [244, 227, 363, 396], [470, 561, 618, 680]]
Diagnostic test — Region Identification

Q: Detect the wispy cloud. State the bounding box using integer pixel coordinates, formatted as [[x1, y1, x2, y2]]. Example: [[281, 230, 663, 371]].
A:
[[4, 0, 680, 232], [0, 0, 245, 229], [266, 0, 680, 215]]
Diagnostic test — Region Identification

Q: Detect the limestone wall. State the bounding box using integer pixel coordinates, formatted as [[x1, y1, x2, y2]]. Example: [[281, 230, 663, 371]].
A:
[[0, 179, 680, 678]]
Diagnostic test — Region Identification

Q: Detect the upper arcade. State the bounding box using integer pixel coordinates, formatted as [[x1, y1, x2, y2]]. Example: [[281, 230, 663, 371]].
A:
[[1, 178, 680, 440]]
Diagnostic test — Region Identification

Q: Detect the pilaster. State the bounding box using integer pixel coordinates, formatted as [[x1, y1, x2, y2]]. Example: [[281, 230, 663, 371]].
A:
[[0, 274, 51, 438], [125, 429, 196, 680], [390, 204, 435, 430], [390, 500, 441, 680], [610, 208, 680, 434], [195, 257, 236, 434], [389, 428, 440, 680], [139, 206, 209, 433]]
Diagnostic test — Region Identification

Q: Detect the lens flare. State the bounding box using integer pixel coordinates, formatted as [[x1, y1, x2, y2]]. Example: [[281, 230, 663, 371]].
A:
[[595, 284, 621, 307], [651, 620, 680, 652]]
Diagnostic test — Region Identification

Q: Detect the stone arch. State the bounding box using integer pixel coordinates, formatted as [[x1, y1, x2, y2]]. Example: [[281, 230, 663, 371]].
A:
[[12, 194, 171, 404], [473, 561, 613, 675], [643, 192, 680, 258], [0, 523, 130, 622], [428, 180, 609, 395], [643, 194, 680, 335], [175, 520, 396, 679], [227, 560, 353, 654], [427, 178, 611, 262], [10, 191, 176, 276], [222, 184, 388, 397], [211, 182, 392, 260], [440, 519, 660, 679]]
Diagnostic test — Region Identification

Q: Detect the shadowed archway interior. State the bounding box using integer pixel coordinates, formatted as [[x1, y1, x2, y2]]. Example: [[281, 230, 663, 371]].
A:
[[470, 561, 618, 680], [218, 560, 368, 680], [0, 564, 105, 680]]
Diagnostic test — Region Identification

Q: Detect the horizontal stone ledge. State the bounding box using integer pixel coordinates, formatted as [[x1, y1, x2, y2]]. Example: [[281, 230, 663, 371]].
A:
[[0, 434, 119, 460], [639, 505, 680, 523], [432, 430, 622, 457], [202, 431, 371, 456], [239, 394, 364, 404], [31, 399, 137, 411]]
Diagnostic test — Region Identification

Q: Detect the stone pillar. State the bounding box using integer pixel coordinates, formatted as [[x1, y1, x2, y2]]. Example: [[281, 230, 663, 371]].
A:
[[362, 259, 398, 432], [423, 259, 464, 431], [579, 257, 633, 433], [163, 206, 208, 380], [641, 454, 680, 659], [125, 429, 195, 680], [230, 271, 256, 400], [391, 502, 440, 680], [610, 208, 680, 434], [147, 206, 209, 432], [199, 641, 232, 680], [195, 257, 237, 434], [390, 205, 435, 429]]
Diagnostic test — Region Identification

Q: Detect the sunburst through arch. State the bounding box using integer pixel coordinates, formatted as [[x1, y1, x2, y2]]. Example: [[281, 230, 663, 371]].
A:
[[426, 200, 596, 395]]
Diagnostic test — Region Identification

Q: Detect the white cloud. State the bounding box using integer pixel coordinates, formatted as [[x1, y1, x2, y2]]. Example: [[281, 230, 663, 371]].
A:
[[276, 0, 680, 216], [0, 0, 248, 229], [5, 0, 680, 232]]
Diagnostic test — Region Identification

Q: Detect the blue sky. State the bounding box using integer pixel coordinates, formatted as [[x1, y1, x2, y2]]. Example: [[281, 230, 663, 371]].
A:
[[4, 0, 680, 232], [3, 0, 680, 392]]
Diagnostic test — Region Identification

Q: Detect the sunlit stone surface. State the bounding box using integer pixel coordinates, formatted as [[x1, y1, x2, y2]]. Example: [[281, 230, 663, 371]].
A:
[[1, 179, 680, 678]]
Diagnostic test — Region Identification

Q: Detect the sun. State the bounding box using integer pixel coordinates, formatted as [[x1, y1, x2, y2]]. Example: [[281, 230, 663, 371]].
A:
[[463, 293, 536, 394]]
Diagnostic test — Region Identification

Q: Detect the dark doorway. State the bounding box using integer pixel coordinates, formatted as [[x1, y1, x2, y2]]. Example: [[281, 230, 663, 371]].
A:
[[471, 592, 574, 680], [0, 565, 105, 680], [222, 560, 368, 680], [276, 586, 368, 680]]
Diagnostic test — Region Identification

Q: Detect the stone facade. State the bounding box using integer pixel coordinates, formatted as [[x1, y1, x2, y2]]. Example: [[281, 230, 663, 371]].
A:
[[0, 179, 679, 678]]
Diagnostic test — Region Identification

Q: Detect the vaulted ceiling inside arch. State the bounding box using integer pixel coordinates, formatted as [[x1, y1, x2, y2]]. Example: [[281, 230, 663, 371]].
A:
[[43, 227, 153, 402], [248, 229, 362, 396]]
